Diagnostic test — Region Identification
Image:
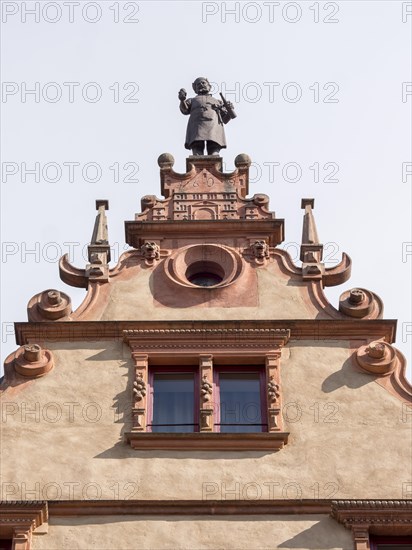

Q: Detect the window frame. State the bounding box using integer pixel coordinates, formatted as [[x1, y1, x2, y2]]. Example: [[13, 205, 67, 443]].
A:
[[124, 329, 291, 451], [147, 365, 200, 433], [370, 536, 412, 549], [213, 365, 267, 433]]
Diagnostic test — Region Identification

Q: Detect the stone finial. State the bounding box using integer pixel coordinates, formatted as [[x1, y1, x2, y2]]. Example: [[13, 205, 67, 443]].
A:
[[14, 345, 54, 378], [27, 289, 72, 321], [86, 200, 111, 282], [366, 342, 386, 359], [234, 153, 252, 168], [300, 199, 322, 259], [158, 153, 175, 169], [23, 344, 42, 362], [355, 340, 398, 375], [339, 287, 382, 319], [300, 198, 324, 278], [349, 288, 365, 304], [47, 290, 61, 305]]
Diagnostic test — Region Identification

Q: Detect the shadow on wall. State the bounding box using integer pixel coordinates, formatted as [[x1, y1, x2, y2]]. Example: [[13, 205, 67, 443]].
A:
[[278, 515, 352, 548], [82, 348, 135, 460], [321, 354, 374, 394]]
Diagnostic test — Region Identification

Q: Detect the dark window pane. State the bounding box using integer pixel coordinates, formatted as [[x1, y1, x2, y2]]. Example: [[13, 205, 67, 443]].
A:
[[188, 272, 223, 287], [151, 373, 195, 432], [218, 372, 263, 433], [376, 546, 412, 549]]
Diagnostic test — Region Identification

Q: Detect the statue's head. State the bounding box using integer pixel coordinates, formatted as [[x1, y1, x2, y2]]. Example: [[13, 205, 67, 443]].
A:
[[192, 77, 211, 95]]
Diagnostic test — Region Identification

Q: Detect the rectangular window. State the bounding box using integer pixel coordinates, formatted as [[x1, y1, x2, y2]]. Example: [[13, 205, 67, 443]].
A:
[[148, 370, 198, 433], [370, 536, 412, 549], [214, 368, 266, 433], [147, 365, 267, 434]]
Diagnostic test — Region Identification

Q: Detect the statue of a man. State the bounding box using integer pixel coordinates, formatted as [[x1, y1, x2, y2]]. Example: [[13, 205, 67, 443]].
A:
[[178, 77, 236, 156]]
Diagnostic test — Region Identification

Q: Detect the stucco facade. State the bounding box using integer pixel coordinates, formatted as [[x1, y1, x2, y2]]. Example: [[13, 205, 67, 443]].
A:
[[1, 154, 411, 549]]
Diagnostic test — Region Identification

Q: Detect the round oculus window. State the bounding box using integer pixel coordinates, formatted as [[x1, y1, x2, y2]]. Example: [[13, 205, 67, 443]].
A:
[[185, 261, 225, 287]]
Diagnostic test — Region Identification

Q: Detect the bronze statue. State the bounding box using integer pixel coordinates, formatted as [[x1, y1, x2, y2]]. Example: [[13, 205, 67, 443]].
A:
[[178, 77, 236, 156]]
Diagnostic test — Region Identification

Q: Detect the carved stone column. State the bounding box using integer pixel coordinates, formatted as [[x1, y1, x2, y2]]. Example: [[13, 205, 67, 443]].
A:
[[199, 354, 214, 432], [265, 352, 283, 432], [130, 353, 148, 432]]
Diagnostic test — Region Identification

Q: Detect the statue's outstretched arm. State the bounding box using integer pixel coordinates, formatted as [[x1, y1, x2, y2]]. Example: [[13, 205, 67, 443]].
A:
[[179, 88, 190, 115]]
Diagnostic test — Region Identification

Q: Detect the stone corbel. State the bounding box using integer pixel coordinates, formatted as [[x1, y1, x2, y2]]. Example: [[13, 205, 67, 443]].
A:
[[199, 354, 214, 432]]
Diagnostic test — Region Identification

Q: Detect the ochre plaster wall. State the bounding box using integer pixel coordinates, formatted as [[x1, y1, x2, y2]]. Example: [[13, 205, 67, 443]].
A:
[[1, 340, 409, 501], [100, 259, 325, 321], [32, 514, 352, 550]]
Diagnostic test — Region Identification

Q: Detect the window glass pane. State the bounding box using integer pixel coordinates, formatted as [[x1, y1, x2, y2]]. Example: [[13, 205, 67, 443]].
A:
[[151, 373, 195, 433], [376, 546, 412, 549], [218, 372, 263, 433]]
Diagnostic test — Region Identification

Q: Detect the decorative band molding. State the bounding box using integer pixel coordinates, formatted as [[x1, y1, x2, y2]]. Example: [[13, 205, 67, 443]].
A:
[[14, 320, 397, 345]]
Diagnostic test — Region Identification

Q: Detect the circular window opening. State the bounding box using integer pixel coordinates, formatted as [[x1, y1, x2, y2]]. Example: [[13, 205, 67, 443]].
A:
[[186, 261, 225, 287]]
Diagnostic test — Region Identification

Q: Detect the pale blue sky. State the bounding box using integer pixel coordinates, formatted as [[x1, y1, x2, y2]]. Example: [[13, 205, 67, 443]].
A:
[[1, 1, 411, 379]]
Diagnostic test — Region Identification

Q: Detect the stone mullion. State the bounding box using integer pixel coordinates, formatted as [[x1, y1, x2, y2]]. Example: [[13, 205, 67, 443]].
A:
[[130, 351, 149, 432], [199, 354, 214, 432], [265, 352, 283, 432]]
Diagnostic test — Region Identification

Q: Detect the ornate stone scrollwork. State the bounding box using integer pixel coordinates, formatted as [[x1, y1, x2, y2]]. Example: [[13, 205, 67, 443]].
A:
[[27, 288, 72, 321], [133, 372, 147, 401], [252, 193, 269, 207], [355, 340, 398, 375], [14, 344, 54, 378], [339, 287, 383, 319]]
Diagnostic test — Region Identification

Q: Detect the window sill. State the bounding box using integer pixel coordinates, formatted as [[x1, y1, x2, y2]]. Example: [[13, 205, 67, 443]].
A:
[[125, 431, 289, 451]]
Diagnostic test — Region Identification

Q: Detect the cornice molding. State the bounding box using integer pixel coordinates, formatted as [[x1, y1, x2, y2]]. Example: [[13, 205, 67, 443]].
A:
[[49, 499, 331, 516], [13, 319, 397, 345], [331, 500, 412, 541]]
